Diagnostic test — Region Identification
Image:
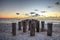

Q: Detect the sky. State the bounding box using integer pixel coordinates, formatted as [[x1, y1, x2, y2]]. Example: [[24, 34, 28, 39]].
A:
[[0, 0, 60, 18]]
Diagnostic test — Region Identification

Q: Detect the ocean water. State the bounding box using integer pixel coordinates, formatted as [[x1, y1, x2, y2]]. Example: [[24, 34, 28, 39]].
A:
[[0, 18, 60, 40], [0, 18, 60, 33]]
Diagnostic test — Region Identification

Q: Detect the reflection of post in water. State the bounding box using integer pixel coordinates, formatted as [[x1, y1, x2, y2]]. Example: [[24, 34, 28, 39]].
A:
[[41, 21, 44, 32], [47, 23, 52, 36], [12, 23, 16, 36], [22, 20, 27, 32], [30, 20, 35, 36], [18, 22, 21, 30]]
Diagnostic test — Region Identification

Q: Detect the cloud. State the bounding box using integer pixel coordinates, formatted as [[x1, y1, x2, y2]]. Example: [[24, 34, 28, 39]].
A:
[[41, 11, 46, 13], [55, 2, 60, 5]]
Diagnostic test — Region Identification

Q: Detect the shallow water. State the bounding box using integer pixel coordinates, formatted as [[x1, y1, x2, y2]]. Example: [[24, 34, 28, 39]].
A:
[[0, 18, 60, 40]]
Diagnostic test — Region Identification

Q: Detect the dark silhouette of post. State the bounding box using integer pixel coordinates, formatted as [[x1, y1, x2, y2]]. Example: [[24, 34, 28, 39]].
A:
[[47, 23, 52, 36], [36, 21, 40, 32], [18, 22, 21, 30], [12, 23, 16, 36], [28, 20, 31, 30], [30, 20, 35, 36], [22, 21, 27, 32], [41, 21, 44, 32]]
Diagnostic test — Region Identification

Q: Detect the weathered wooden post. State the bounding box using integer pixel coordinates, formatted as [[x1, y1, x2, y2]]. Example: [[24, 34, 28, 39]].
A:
[[41, 21, 44, 32], [30, 20, 35, 36], [18, 22, 21, 30], [22, 20, 27, 32], [47, 23, 52, 36], [25, 19, 28, 25], [28, 20, 31, 30], [36, 21, 40, 32], [12, 23, 16, 36]]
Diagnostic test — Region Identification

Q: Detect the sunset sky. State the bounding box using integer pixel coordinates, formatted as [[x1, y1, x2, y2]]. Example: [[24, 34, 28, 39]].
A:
[[0, 0, 60, 18]]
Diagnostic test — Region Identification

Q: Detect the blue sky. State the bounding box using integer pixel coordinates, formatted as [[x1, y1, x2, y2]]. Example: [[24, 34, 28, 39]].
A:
[[0, 0, 60, 18]]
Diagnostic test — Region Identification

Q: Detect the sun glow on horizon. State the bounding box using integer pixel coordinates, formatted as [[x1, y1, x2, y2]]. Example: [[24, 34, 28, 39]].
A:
[[0, 12, 60, 18], [0, 9, 60, 18]]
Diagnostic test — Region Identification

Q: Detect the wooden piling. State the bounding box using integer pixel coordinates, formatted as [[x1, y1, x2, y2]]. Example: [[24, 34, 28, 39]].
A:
[[18, 22, 21, 30], [47, 23, 52, 36], [12, 23, 16, 36], [30, 20, 35, 36], [22, 21, 27, 32], [36, 21, 40, 32], [28, 20, 31, 30], [41, 21, 44, 32]]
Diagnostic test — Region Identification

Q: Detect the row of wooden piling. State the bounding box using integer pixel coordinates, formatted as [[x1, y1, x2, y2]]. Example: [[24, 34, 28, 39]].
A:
[[12, 19, 52, 36]]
